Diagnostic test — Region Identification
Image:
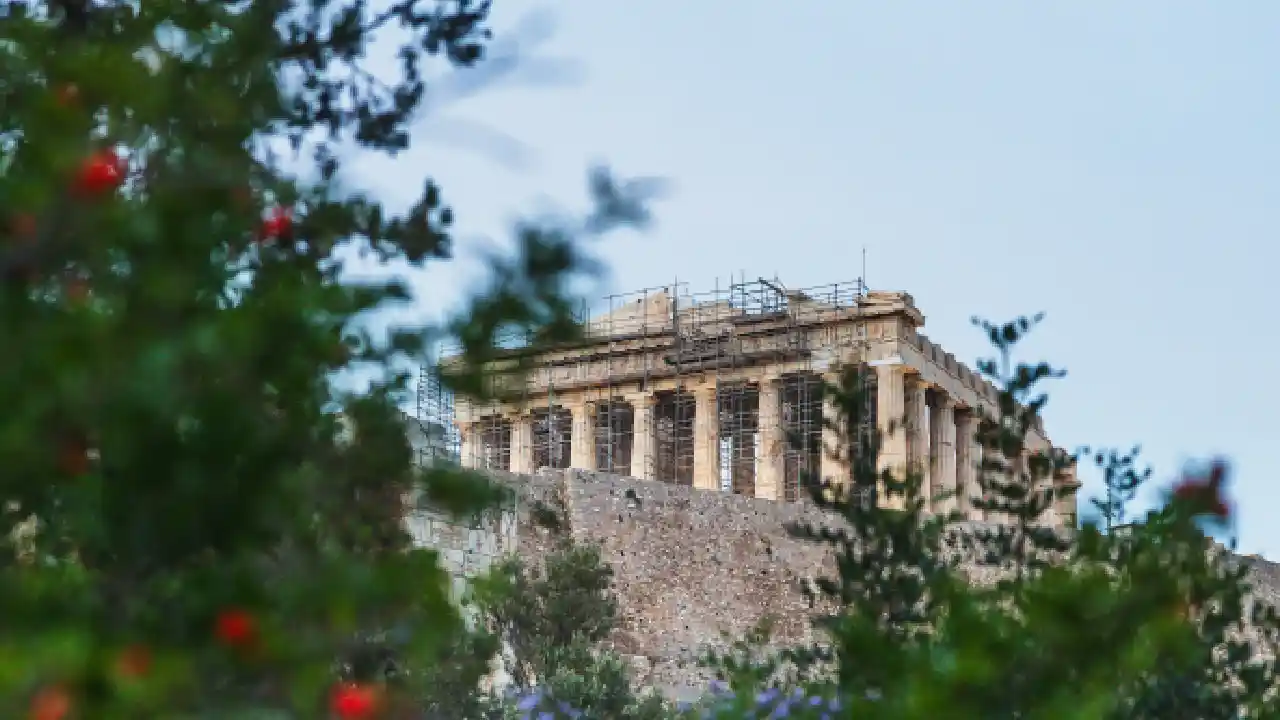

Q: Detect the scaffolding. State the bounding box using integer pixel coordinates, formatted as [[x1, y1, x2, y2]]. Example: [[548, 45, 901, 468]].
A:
[[424, 274, 874, 499], [414, 366, 460, 466]]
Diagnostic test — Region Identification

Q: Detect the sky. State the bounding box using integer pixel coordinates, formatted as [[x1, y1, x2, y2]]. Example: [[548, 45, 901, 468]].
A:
[[344, 2, 1280, 555]]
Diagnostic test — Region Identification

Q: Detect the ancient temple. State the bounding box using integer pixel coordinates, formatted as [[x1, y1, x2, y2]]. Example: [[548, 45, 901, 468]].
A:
[[442, 278, 1078, 526]]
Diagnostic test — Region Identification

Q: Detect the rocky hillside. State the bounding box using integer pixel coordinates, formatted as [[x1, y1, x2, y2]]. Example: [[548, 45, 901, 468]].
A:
[[409, 467, 1280, 699]]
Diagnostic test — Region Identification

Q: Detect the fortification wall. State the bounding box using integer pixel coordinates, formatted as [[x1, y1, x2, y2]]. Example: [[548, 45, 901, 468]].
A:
[[533, 469, 835, 694], [414, 469, 1280, 702], [407, 468, 838, 697], [404, 503, 519, 603]]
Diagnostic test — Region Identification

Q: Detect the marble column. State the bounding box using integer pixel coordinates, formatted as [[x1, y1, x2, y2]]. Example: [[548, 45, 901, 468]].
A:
[[509, 413, 534, 474], [756, 377, 784, 501], [692, 384, 720, 490], [954, 409, 976, 520], [905, 377, 931, 504], [929, 394, 957, 516], [873, 364, 908, 506], [629, 394, 653, 481], [458, 421, 478, 469], [570, 402, 596, 471], [819, 373, 848, 491]]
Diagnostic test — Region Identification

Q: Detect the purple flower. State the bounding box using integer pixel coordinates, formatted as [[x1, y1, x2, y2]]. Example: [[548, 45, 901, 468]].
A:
[[516, 691, 542, 711], [756, 688, 780, 705]]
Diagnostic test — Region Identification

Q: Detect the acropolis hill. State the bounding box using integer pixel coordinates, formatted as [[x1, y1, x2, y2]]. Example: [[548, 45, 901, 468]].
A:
[[402, 277, 1276, 698], [429, 277, 1080, 526]]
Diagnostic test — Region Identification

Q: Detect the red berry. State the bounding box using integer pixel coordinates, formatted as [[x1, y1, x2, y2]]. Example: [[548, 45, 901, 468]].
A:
[[10, 213, 37, 241], [214, 608, 257, 647], [116, 644, 152, 678], [29, 686, 71, 720], [74, 149, 125, 196], [259, 208, 292, 241], [1171, 459, 1232, 520], [57, 437, 90, 477], [64, 279, 90, 304], [330, 683, 380, 719], [55, 84, 80, 107]]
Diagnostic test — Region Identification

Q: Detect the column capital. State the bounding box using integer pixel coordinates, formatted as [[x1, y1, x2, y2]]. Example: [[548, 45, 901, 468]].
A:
[[930, 390, 956, 409], [867, 354, 905, 367], [905, 373, 932, 391], [625, 391, 654, 408]]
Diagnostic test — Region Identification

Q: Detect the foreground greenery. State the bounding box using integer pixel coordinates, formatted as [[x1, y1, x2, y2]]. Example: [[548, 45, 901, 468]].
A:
[[695, 318, 1280, 720], [3, 1, 1278, 718]]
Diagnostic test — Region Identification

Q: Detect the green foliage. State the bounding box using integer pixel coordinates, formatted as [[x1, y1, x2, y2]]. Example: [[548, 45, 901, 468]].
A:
[[6, 1, 1280, 717], [704, 317, 1280, 719], [473, 526, 677, 720], [1087, 461, 1280, 719], [0, 1, 655, 716]]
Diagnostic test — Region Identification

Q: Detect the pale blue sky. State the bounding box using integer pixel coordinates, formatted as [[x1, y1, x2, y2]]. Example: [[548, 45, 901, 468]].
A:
[[348, 2, 1280, 554]]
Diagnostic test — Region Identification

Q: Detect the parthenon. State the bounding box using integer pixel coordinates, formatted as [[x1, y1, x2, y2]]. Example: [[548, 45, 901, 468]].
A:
[[432, 278, 1079, 526]]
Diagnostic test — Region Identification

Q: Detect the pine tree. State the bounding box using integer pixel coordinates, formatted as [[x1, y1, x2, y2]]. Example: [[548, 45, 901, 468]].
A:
[[1086, 446, 1149, 533], [777, 362, 953, 699], [708, 316, 1275, 719]]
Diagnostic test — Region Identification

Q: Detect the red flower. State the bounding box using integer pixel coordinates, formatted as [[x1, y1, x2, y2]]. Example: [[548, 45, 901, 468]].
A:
[[57, 437, 90, 477], [115, 644, 152, 678], [214, 608, 257, 647], [330, 683, 380, 719], [10, 213, 37, 241], [29, 686, 71, 720], [64, 278, 90, 304], [259, 207, 293, 242], [74, 149, 125, 196], [1172, 459, 1231, 519], [55, 84, 80, 107]]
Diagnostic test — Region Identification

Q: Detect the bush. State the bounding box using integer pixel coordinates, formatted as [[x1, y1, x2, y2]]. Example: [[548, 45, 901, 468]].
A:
[[474, 506, 677, 720], [0, 1, 653, 717]]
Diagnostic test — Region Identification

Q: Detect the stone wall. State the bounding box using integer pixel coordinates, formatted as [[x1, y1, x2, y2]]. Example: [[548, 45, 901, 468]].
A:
[[521, 469, 836, 696], [404, 502, 518, 604], [408, 468, 838, 698], [408, 468, 1280, 700]]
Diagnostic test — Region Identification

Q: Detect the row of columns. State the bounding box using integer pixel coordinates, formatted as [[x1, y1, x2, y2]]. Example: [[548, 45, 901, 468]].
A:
[[458, 379, 802, 500], [873, 364, 983, 516], [458, 365, 988, 517]]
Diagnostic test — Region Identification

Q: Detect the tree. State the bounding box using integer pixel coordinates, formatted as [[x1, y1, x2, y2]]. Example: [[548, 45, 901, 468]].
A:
[[1087, 446, 1150, 533], [0, 1, 655, 716], [1090, 456, 1280, 720], [473, 501, 675, 720], [700, 317, 1280, 719]]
